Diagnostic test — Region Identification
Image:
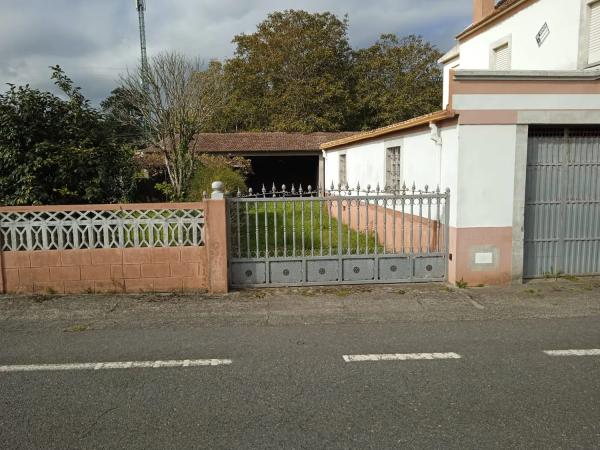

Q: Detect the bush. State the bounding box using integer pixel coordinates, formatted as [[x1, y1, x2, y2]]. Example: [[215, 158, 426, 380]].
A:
[[186, 155, 248, 200], [0, 66, 137, 205]]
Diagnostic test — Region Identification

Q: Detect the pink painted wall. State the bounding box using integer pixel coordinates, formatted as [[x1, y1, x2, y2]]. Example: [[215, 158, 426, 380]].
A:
[[448, 226, 513, 286], [330, 200, 444, 254]]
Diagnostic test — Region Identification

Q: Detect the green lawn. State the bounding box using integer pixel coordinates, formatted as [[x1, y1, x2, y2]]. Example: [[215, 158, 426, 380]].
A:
[[115, 209, 203, 247], [229, 200, 383, 258]]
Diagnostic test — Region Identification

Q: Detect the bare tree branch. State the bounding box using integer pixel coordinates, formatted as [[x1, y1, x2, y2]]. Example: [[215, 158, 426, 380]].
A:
[[119, 52, 221, 200]]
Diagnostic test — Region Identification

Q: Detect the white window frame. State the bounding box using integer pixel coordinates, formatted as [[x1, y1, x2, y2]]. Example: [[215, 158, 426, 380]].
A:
[[586, 0, 600, 66], [385, 146, 402, 190], [489, 35, 512, 70], [338, 153, 347, 186]]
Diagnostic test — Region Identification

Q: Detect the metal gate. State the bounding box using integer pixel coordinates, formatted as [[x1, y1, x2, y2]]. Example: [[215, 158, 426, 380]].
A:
[[227, 183, 450, 287], [524, 126, 600, 278]]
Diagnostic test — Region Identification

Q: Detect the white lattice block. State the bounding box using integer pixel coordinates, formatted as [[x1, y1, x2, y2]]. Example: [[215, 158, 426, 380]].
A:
[[0, 209, 205, 251]]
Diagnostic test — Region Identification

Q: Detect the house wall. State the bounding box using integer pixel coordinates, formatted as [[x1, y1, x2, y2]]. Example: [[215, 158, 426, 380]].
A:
[[390, 128, 441, 189], [450, 124, 519, 285], [442, 0, 591, 107], [440, 125, 460, 229], [322, 120, 519, 286], [323, 124, 458, 281], [443, 58, 460, 108], [460, 0, 583, 71], [323, 0, 600, 286], [449, 71, 600, 283], [324, 141, 385, 189], [456, 125, 517, 228], [324, 127, 454, 193]]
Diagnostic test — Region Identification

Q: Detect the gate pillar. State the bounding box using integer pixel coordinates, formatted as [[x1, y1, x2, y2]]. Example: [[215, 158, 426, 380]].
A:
[[205, 182, 228, 294]]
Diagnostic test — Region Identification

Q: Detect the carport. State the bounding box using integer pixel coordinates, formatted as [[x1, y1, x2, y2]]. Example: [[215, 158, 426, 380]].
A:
[[193, 132, 357, 191]]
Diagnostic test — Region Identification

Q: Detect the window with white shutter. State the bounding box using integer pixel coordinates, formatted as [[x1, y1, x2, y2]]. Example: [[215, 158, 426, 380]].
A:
[[493, 43, 511, 70], [589, 1, 600, 64], [339, 154, 347, 186], [386, 146, 402, 190]]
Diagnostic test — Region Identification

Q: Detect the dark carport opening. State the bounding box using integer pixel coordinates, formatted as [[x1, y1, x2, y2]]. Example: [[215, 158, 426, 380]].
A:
[[245, 155, 319, 193]]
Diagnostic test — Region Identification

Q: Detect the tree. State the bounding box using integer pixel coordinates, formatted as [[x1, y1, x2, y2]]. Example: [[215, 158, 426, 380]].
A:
[[223, 10, 353, 132], [0, 66, 136, 205], [352, 34, 443, 130], [197, 61, 232, 133], [187, 154, 251, 201], [119, 52, 221, 200], [101, 86, 145, 148]]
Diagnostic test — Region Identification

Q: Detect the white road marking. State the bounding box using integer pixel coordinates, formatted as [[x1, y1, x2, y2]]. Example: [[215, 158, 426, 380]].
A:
[[0, 359, 232, 373], [543, 349, 600, 357], [343, 352, 462, 362]]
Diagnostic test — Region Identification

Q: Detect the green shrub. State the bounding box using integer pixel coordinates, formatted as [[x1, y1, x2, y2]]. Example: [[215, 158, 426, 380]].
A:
[[187, 156, 247, 201], [456, 278, 468, 289]]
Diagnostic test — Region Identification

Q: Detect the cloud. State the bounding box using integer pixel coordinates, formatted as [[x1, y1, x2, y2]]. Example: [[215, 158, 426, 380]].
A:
[[0, 0, 471, 103]]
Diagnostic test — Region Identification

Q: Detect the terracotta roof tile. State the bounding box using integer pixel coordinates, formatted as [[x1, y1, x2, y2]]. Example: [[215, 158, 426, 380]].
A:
[[191, 132, 358, 153], [495, 0, 520, 9]]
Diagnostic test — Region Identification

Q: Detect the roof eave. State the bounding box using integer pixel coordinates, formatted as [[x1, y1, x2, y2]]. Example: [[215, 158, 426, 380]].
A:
[[438, 45, 460, 64], [456, 0, 535, 42], [320, 110, 456, 150], [454, 69, 600, 81]]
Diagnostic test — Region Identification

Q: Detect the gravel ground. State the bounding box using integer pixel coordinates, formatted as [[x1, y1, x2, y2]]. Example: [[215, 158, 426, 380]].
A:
[[1, 277, 600, 332]]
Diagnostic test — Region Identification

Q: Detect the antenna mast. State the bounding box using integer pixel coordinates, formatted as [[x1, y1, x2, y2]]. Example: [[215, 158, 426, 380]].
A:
[[136, 0, 149, 89]]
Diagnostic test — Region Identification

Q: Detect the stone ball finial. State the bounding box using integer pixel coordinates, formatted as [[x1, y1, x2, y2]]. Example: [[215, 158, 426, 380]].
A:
[[211, 181, 224, 199]]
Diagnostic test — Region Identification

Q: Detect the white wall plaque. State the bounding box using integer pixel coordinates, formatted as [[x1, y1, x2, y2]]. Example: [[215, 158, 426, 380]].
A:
[[475, 252, 494, 265]]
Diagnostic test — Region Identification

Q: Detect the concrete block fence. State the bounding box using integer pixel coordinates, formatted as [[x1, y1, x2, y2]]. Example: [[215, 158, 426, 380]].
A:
[[0, 199, 228, 295]]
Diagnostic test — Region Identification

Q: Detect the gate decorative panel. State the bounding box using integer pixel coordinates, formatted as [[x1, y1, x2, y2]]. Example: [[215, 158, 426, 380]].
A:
[[227, 183, 450, 287], [524, 127, 600, 278]]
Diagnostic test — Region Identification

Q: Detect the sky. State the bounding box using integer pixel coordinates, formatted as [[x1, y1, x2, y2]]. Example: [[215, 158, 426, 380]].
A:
[[0, 0, 472, 104]]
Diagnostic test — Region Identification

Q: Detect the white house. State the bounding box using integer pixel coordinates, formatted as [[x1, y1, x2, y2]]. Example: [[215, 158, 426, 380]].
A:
[[322, 0, 600, 285]]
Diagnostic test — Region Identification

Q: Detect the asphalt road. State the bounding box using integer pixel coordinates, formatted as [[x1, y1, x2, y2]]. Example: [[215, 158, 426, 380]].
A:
[[1, 316, 599, 449]]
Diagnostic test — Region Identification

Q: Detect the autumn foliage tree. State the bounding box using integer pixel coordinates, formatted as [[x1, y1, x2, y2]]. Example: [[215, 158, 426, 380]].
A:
[[352, 34, 443, 130], [201, 11, 443, 133], [220, 10, 354, 132]]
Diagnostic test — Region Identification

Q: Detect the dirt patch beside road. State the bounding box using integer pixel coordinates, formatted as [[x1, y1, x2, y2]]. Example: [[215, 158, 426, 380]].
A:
[[1, 278, 600, 332]]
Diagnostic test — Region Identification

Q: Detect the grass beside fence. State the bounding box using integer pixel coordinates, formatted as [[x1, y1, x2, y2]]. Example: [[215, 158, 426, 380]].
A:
[[119, 209, 204, 247], [230, 200, 383, 258]]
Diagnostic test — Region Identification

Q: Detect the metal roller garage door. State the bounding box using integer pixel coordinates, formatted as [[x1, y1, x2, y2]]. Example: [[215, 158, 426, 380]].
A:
[[524, 127, 600, 278]]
